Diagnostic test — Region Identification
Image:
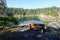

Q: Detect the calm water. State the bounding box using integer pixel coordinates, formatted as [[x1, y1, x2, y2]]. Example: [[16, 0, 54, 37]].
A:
[[20, 20, 44, 25], [19, 16, 44, 25]]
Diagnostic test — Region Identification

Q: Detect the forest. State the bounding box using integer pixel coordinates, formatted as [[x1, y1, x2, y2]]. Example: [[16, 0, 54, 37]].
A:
[[5, 6, 59, 17]]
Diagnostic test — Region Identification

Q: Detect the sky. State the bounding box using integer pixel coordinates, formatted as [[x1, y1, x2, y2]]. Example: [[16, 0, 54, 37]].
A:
[[6, 0, 60, 9]]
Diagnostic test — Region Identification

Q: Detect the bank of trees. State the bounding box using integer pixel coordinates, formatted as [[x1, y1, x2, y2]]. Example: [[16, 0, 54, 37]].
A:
[[0, 7, 18, 30], [4, 6, 59, 17]]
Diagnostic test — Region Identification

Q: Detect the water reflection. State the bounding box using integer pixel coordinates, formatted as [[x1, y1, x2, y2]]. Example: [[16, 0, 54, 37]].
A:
[[20, 20, 44, 25], [19, 16, 40, 22]]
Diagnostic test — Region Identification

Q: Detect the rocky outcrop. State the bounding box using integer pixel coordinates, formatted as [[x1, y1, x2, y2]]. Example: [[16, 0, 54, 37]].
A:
[[48, 22, 60, 29]]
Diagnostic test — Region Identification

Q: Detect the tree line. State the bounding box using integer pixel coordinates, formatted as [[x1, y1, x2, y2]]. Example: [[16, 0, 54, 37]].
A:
[[5, 6, 59, 17]]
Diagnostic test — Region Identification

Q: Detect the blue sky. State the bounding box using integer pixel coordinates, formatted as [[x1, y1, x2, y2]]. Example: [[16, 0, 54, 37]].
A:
[[6, 0, 60, 9]]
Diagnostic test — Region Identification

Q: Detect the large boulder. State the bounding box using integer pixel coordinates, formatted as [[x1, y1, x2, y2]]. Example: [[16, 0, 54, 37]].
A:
[[48, 22, 60, 29]]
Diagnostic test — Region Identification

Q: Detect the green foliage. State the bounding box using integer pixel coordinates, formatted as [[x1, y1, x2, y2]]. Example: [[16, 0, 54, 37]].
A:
[[0, 17, 8, 26], [5, 6, 58, 17], [0, 16, 18, 27]]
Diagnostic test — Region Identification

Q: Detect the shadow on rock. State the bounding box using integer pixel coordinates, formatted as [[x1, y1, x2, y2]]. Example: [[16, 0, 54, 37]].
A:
[[0, 28, 60, 40]]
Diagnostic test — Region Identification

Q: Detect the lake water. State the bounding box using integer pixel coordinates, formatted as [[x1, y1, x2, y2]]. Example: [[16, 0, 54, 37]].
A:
[[19, 16, 44, 25], [20, 20, 44, 25]]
